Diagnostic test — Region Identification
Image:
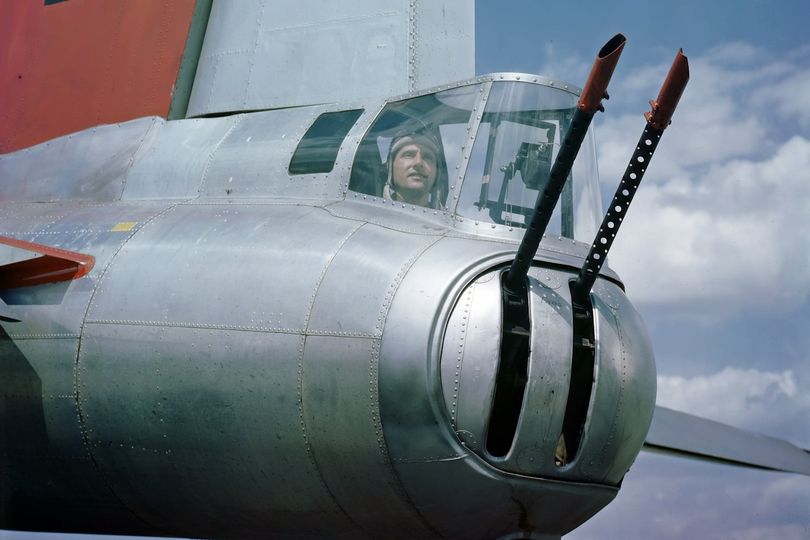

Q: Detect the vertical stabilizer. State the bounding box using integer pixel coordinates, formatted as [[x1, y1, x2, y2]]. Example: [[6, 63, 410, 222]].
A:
[[186, 0, 474, 116]]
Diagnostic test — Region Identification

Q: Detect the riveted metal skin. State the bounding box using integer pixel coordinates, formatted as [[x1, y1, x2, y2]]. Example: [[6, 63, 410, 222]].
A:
[[440, 270, 501, 452], [1, 73, 647, 540], [187, 0, 474, 117], [434, 263, 656, 484], [570, 281, 657, 484], [0, 198, 177, 534], [379, 244, 620, 539], [509, 269, 574, 473]]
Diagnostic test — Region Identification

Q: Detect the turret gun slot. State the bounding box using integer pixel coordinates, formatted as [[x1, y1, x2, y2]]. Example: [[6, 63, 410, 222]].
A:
[[560, 49, 689, 464], [486, 271, 532, 457], [557, 283, 597, 465]]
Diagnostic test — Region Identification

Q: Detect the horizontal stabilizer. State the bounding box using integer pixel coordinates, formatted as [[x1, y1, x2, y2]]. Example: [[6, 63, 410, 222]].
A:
[[0, 236, 94, 289], [644, 405, 810, 476]]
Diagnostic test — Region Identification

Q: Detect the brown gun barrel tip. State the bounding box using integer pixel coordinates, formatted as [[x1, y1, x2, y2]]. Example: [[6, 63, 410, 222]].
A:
[[577, 33, 628, 114], [598, 33, 627, 58], [644, 48, 690, 129], [674, 48, 689, 68], [675, 48, 689, 73]]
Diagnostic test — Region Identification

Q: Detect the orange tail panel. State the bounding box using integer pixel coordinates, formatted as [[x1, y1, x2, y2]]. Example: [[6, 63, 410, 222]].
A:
[[0, 0, 198, 153], [0, 235, 95, 289]]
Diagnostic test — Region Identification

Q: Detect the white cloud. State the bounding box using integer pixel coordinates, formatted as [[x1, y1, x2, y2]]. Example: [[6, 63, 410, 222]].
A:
[[547, 40, 810, 540], [657, 366, 810, 446], [595, 42, 810, 319], [570, 453, 810, 540], [534, 46, 591, 86], [598, 41, 810, 179], [701, 42, 766, 65], [609, 135, 810, 317], [750, 68, 810, 129]]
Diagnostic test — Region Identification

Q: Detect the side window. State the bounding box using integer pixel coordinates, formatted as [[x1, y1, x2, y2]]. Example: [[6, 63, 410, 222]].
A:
[[289, 109, 364, 175]]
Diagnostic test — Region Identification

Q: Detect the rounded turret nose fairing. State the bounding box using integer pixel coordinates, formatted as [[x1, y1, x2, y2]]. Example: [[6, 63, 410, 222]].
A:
[[440, 265, 657, 485]]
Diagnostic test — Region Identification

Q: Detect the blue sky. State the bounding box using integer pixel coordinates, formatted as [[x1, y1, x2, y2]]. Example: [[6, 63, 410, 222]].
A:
[[3, 2, 809, 540], [477, 0, 810, 538]]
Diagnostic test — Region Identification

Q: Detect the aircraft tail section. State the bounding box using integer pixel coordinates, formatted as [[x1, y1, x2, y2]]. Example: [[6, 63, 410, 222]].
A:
[[0, 236, 95, 290], [185, 0, 475, 116], [2, 0, 473, 153], [0, 0, 209, 153]]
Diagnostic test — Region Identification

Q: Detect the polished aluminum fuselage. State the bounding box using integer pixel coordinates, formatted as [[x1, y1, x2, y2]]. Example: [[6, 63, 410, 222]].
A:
[[0, 76, 656, 540]]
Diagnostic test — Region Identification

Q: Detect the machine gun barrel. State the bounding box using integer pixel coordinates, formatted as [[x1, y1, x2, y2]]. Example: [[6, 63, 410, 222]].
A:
[[504, 33, 626, 296], [571, 49, 689, 305]]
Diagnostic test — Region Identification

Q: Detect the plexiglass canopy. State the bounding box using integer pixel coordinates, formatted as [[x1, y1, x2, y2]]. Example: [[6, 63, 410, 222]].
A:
[[349, 75, 603, 243]]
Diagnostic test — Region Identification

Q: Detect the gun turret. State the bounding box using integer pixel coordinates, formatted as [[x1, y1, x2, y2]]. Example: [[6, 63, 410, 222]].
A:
[[488, 34, 626, 459]]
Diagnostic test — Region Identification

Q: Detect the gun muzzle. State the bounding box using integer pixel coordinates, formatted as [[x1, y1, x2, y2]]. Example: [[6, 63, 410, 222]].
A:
[[571, 49, 690, 304], [644, 49, 689, 129], [577, 34, 627, 113], [504, 33, 626, 296]]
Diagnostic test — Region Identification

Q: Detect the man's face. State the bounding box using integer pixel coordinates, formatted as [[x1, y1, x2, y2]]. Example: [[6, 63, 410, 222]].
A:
[[391, 143, 437, 204]]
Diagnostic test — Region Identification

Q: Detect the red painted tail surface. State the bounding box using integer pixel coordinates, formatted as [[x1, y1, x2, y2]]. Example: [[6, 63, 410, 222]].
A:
[[0, 235, 95, 288], [0, 0, 197, 153]]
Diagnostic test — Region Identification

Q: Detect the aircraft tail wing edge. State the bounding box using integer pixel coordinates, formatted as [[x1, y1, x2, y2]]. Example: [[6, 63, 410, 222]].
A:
[[0, 236, 95, 289], [643, 405, 810, 476]]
